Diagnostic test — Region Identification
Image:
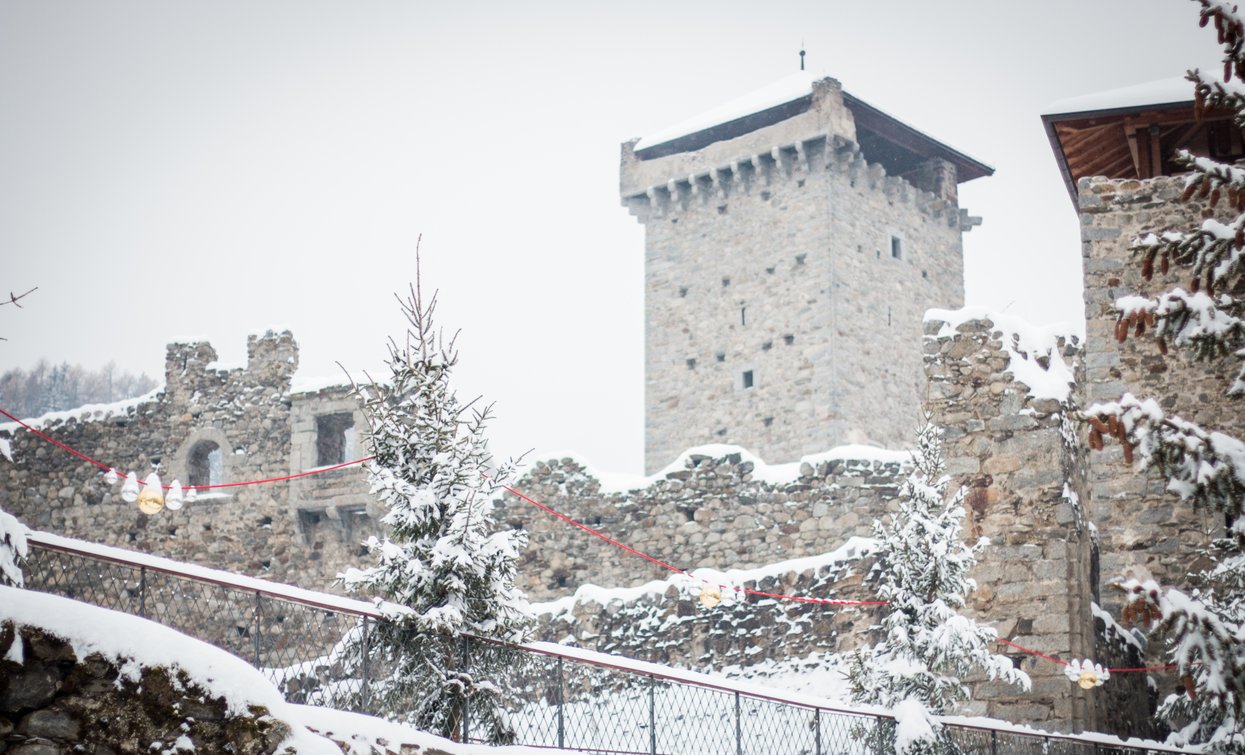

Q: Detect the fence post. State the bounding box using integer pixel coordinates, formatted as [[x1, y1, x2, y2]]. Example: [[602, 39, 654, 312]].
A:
[[138, 566, 147, 618], [460, 635, 470, 744], [813, 708, 821, 755], [735, 691, 742, 755], [648, 676, 656, 755], [360, 617, 371, 711], [253, 592, 262, 666], [991, 729, 998, 755], [556, 655, 565, 749]]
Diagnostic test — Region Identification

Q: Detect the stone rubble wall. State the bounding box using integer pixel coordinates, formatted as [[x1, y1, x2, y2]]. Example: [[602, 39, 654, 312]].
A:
[[1078, 175, 1239, 606], [921, 316, 1103, 733], [1, 622, 294, 755], [496, 453, 904, 602], [0, 332, 376, 597]]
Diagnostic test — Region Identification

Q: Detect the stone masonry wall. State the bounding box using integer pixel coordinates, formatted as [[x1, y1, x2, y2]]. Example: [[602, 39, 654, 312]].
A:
[[922, 315, 1108, 734], [0, 332, 376, 596], [495, 452, 904, 602], [1078, 175, 1240, 607], [625, 76, 968, 473]]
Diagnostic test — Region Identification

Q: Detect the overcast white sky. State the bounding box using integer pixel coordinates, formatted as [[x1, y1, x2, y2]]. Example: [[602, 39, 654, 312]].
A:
[[0, 1, 1218, 475]]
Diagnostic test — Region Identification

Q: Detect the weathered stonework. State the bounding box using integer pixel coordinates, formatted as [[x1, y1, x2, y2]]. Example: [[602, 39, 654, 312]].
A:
[[1077, 175, 1241, 606], [0, 332, 376, 595], [624, 76, 972, 473], [497, 453, 903, 601]]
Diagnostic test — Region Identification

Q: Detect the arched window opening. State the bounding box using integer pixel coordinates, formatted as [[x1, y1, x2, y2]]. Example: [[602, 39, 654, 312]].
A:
[[188, 441, 223, 488]]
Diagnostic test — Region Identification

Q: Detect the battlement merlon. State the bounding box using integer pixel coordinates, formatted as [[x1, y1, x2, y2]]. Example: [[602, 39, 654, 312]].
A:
[[163, 330, 299, 394], [620, 74, 992, 210]]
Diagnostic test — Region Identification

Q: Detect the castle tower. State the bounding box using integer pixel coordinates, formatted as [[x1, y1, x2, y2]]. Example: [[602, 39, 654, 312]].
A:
[[622, 73, 991, 472]]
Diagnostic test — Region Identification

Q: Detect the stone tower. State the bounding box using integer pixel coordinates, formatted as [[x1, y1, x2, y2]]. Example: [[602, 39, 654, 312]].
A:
[[621, 73, 991, 472]]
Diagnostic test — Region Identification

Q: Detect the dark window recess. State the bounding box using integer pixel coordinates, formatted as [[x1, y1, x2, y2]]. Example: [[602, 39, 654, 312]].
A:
[[887, 307, 892, 327], [686, 358, 697, 370], [876, 249, 881, 259], [795, 254, 806, 266], [316, 413, 355, 466], [340, 506, 369, 544], [671, 217, 678, 224], [763, 416, 774, 427], [760, 190, 771, 201], [797, 179, 805, 188], [922, 270, 928, 279], [716, 427, 728, 437], [722, 277, 731, 287], [742, 370, 755, 389], [783, 334, 795, 345], [741, 307, 747, 326], [718, 205, 727, 215], [715, 352, 726, 363], [891, 236, 903, 259], [679, 286, 689, 298], [188, 441, 223, 488], [766, 266, 776, 274], [762, 341, 773, 351], [297, 509, 325, 544], [684, 508, 697, 522]]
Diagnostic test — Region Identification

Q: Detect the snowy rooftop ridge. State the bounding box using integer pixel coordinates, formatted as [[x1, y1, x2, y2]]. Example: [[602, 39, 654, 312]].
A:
[[531, 536, 877, 618], [1043, 76, 1192, 116], [0, 386, 163, 438], [524, 443, 911, 495], [634, 71, 818, 151], [925, 306, 1078, 403]]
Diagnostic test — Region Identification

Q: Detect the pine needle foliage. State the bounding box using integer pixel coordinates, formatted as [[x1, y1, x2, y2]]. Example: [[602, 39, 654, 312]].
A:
[[847, 420, 1028, 753]]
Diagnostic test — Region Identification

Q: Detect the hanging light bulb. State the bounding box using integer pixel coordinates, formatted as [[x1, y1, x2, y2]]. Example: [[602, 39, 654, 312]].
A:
[[699, 584, 722, 608], [104, 468, 119, 486], [165, 480, 184, 511], [120, 472, 140, 503], [184, 487, 199, 504], [1064, 659, 1109, 689], [136, 472, 165, 515]]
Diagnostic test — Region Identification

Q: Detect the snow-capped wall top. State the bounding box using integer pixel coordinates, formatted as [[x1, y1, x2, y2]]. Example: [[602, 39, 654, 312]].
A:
[[526, 442, 910, 495], [0, 387, 162, 437], [925, 307, 1077, 403], [634, 71, 818, 151], [1043, 76, 1191, 116]]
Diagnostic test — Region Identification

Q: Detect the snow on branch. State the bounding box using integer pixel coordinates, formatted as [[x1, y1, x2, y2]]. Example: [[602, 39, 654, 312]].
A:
[[1085, 393, 1245, 521]]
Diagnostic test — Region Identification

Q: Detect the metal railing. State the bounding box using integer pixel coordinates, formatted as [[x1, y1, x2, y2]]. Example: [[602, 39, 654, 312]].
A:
[[18, 532, 1192, 754]]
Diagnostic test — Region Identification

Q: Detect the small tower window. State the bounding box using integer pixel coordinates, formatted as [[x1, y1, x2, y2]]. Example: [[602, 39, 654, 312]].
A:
[[741, 307, 747, 326], [741, 370, 755, 390], [188, 441, 223, 488], [316, 413, 357, 466], [891, 235, 903, 259]]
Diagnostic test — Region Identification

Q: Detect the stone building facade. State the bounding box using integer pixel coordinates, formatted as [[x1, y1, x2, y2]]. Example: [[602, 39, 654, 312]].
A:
[[0, 331, 377, 594], [1077, 175, 1238, 606], [622, 75, 989, 473]]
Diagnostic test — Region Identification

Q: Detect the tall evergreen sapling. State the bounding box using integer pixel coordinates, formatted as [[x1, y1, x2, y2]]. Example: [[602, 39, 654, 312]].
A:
[[1085, 2, 1245, 749], [847, 421, 1028, 753], [337, 278, 531, 742]]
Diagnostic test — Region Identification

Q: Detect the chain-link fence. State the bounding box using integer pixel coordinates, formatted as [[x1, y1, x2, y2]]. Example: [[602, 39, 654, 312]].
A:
[[19, 534, 1190, 755]]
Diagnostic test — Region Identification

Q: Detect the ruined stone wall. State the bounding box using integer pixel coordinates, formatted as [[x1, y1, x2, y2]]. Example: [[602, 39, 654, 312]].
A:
[[1078, 176, 1239, 605], [624, 78, 968, 474], [496, 452, 904, 602], [0, 332, 376, 596], [922, 315, 1101, 733]]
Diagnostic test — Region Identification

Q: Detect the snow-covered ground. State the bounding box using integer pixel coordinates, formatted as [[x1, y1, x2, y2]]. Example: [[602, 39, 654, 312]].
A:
[[0, 586, 562, 754]]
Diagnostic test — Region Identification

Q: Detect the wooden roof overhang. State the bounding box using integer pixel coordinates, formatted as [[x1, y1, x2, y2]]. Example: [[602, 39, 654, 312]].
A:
[[1043, 100, 1241, 207]]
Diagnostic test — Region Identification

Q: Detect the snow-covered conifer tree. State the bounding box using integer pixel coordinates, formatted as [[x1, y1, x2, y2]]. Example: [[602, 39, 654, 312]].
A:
[[336, 271, 531, 742], [0, 504, 29, 588], [1083, 3, 1245, 749], [846, 420, 1028, 753]]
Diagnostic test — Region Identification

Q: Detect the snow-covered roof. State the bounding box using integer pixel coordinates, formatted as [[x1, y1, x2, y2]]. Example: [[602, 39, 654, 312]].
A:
[[1043, 76, 1192, 117], [635, 71, 818, 151]]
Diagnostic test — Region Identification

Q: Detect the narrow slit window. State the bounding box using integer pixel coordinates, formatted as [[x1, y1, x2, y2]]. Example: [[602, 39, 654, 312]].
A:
[[891, 235, 903, 259], [740, 307, 747, 326], [742, 370, 754, 389]]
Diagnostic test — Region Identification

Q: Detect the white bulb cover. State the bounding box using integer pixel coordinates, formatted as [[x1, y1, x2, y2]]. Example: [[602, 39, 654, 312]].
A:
[[120, 472, 140, 503], [166, 480, 184, 511], [104, 468, 119, 486]]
